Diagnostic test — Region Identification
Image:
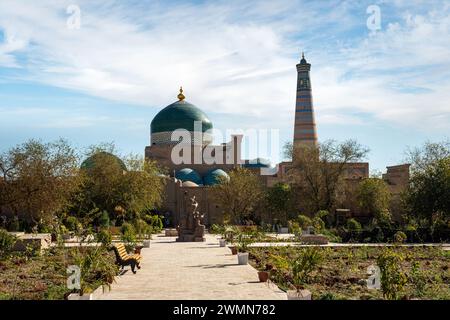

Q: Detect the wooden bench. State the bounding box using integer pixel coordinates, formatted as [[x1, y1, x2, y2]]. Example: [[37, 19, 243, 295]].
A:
[[111, 243, 142, 274]]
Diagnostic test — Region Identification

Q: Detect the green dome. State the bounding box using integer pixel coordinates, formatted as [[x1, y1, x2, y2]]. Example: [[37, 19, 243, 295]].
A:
[[203, 169, 230, 186], [151, 100, 213, 134], [175, 168, 202, 185], [81, 152, 127, 171], [243, 158, 271, 169]]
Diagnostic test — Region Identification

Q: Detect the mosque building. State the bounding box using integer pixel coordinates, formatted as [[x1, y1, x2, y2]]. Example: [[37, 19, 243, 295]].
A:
[[144, 54, 410, 226]]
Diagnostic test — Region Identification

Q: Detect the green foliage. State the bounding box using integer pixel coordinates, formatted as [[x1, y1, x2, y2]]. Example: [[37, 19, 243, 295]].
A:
[[0, 139, 81, 225], [286, 139, 369, 213], [409, 261, 428, 298], [44, 285, 68, 300], [96, 229, 112, 246], [357, 178, 391, 216], [64, 216, 81, 232], [0, 228, 17, 257], [120, 222, 137, 250], [406, 157, 450, 224], [70, 246, 118, 294], [272, 247, 323, 291], [393, 231, 407, 243], [297, 215, 312, 229], [211, 167, 265, 224], [321, 228, 342, 243], [134, 218, 152, 239], [234, 230, 261, 253], [266, 183, 292, 225], [288, 220, 301, 237], [312, 216, 325, 233], [223, 225, 239, 242], [346, 218, 362, 231], [150, 215, 163, 231], [75, 147, 165, 222], [98, 211, 110, 228], [291, 247, 323, 289], [315, 210, 329, 220], [318, 292, 339, 300], [377, 248, 408, 300], [209, 224, 224, 235]]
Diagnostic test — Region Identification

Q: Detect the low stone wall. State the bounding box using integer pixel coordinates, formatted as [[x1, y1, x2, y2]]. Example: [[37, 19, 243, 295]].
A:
[[299, 234, 329, 245], [165, 228, 178, 236], [11, 233, 52, 253]]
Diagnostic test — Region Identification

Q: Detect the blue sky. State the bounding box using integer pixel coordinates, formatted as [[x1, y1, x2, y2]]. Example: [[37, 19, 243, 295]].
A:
[[0, 0, 449, 172]]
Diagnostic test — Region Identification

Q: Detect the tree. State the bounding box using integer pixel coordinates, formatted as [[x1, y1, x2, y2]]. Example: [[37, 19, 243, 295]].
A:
[[72, 145, 165, 226], [266, 183, 292, 225], [357, 178, 391, 216], [211, 167, 264, 224], [405, 141, 450, 225], [406, 157, 450, 224], [285, 139, 369, 214], [0, 139, 81, 226]]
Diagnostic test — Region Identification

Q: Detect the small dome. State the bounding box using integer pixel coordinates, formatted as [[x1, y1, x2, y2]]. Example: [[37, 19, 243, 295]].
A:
[[204, 169, 230, 186], [175, 168, 202, 185], [243, 158, 271, 168], [182, 181, 199, 187], [81, 152, 127, 171]]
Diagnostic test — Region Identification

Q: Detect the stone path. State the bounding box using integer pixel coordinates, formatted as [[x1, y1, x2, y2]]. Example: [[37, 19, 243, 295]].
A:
[[97, 233, 286, 300]]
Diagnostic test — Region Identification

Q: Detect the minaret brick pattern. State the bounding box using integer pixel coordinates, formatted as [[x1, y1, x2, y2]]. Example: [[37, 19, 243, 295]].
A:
[[293, 53, 318, 149]]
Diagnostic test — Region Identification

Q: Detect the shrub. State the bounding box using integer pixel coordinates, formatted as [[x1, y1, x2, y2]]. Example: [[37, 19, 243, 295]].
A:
[[291, 247, 323, 289], [297, 215, 312, 229], [70, 246, 118, 295], [409, 261, 427, 298], [315, 210, 329, 219], [377, 248, 407, 300], [98, 211, 110, 228], [288, 221, 301, 236], [210, 224, 224, 235], [120, 222, 136, 247], [120, 222, 134, 235], [0, 228, 17, 257], [312, 216, 325, 233], [321, 228, 342, 243], [346, 218, 362, 231], [65, 216, 81, 232], [234, 230, 261, 252], [96, 229, 112, 246], [144, 215, 163, 232], [393, 231, 407, 243], [134, 219, 151, 239], [318, 292, 338, 300]]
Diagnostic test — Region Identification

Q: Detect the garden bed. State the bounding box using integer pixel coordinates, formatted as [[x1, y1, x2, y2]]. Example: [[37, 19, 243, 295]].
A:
[[248, 246, 450, 300], [0, 246, 117, 300]]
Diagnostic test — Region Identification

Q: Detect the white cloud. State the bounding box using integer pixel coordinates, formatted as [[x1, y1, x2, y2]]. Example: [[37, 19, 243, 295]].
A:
[[0, 0, 449, 134]]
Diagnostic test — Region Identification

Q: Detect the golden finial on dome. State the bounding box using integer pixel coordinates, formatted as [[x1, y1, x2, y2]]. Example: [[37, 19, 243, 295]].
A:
[[177, 86, 185, 101]]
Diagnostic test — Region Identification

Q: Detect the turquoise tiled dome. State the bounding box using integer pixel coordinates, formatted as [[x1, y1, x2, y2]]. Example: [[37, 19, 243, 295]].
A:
[[243, 158, 271, 169], [80, 152, 127, 171], [175, 168, 203, 185], [203, 169, 230, 186], [151, 100, 212, 134]]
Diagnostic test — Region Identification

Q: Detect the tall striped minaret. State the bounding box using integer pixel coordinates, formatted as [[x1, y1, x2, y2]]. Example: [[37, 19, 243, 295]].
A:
[[293, 53, 318, 152]]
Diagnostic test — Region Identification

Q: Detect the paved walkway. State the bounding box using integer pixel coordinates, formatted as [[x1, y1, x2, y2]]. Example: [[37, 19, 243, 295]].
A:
[[98, 233, 285, 300]]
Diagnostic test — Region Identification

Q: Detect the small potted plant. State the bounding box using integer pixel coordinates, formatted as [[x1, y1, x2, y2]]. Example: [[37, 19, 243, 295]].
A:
[[223, 226, 238, 253], [216, 225, 227, 247], [257, 253, 270, 282], [235, 230, 259, 265], [286, 247, 322, 300]]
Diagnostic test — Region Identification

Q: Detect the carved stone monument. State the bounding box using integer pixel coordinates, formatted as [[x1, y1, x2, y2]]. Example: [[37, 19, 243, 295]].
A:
[[176, 196, 205, 242]]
